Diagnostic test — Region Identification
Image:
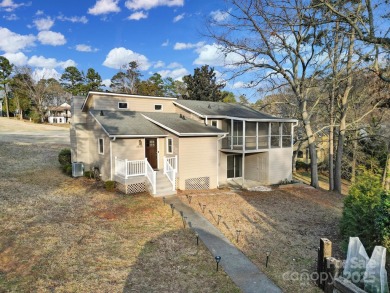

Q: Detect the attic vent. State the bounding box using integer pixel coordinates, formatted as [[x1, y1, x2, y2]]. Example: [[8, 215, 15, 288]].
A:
[[179, 114, 186, 120]]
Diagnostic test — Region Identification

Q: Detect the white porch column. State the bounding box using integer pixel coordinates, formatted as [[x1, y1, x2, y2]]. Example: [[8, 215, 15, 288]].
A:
[[256, 122, 259, 150], [242, 120, 246, 188], [231, 119, 234, 149]]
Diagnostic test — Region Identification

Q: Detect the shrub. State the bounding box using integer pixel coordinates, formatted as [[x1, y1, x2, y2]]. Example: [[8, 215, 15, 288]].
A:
[[58, 149, 71, 166], [84, 170, 94, 179], [340, 168, 389, 253], [296, 161, 309, 171], [62, 163, 72, 176], [105, 181, 116, 191]]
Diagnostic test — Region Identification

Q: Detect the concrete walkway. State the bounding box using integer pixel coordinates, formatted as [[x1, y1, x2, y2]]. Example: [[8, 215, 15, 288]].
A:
[[166, 196, 283, 293]]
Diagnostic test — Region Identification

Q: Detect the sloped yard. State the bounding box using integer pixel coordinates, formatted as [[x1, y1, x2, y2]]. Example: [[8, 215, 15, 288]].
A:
[[178, 184, 345, 293], [0, 142, 239, 292]]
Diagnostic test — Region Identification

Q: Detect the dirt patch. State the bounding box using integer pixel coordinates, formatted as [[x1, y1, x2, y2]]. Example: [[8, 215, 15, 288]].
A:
[[179, 185, 345, 293], [93, 205, 130, 220]]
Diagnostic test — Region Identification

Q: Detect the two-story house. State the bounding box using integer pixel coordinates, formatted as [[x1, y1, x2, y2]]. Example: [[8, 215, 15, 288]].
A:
[[70, 91, 297, 196]]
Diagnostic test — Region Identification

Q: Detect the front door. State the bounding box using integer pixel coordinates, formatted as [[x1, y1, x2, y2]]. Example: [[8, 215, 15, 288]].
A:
[[145, 138, 158, 169]]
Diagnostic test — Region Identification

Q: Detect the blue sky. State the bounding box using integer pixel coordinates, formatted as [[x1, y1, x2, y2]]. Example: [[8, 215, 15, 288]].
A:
[[0, 0, 255, 99]]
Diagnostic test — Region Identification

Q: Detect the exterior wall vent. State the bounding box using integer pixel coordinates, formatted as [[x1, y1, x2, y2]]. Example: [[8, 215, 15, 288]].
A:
[[72, 162, 84, 177]]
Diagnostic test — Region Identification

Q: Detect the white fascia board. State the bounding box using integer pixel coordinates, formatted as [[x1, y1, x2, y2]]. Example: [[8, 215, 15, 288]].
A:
[[180, 132, 229, 137], [89, 111, 111, 137], [81, 91, 177, 111], [110, 134, 168, 138]]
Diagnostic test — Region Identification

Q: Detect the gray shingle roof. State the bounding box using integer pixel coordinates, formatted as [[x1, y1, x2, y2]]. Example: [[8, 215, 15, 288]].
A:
[[142, 112, 227, 136], [90, 110, 166, 136], [174, 100, 280, 119]]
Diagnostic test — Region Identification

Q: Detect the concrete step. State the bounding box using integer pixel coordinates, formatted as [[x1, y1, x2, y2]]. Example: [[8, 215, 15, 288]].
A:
[[154, 189, 177, 197]]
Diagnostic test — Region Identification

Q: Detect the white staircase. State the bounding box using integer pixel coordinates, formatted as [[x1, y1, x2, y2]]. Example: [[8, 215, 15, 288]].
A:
[[155, 170, 176, 196]]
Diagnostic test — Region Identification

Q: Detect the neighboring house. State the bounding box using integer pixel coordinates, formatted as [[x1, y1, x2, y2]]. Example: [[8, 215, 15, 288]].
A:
[[70, 91, 298, 196], [294, 135, 329, 165], [47, 103, 71, 123]]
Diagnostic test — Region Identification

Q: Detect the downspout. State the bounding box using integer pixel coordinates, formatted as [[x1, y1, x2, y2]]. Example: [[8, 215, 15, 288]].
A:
[[205, 116, 208, 126], [291, 121, 299, 178], [217, 133, 228, 187], [110, 136, 116, 180]]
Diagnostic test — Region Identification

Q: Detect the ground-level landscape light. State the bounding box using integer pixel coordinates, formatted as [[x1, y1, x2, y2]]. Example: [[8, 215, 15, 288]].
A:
[[182, 216, 187, 228], [170, 203, 175, 216], [236, 230, 241, 243], [266, 251, 270, 267], [162, 197, 166, 205], [188, 195, 192, 204], [215, 256, 221, 271], [195, 232, 199, 246], [217, 215, 222, 225], [202, 204, 206, 213]]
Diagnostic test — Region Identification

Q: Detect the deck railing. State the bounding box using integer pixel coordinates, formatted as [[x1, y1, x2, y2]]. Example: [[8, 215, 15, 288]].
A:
[[115, 157, 156, 194], [164, 156, 177, 191]]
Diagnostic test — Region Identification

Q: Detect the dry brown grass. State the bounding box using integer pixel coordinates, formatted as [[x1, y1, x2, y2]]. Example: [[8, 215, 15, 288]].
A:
[[0, 142, 240, 293], [178, 185, 345, 293]]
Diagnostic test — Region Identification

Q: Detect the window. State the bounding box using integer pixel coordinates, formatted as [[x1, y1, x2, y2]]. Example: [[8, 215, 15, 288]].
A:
[[154, 104, 163, 111], [210, 120, 218, 127], [297, 151, 303, 158], [118, 102, 127, 109], [98, 138, 104, 154], [166, 138, 173, 154]]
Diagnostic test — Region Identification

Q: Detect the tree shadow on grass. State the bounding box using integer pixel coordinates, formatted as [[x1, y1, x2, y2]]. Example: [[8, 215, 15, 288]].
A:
[[122, 228, 240, 293]]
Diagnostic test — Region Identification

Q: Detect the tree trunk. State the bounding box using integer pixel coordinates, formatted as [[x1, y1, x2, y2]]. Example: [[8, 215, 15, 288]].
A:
[[351, 130, 359, 183], [383, 152, 390, 190], [329, 95, 335, 191], [293, 140, 303, 173], [4, 87, 9, 118]]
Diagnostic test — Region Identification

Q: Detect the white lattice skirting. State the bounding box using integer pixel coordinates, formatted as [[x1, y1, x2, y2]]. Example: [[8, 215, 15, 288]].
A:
[[116, 181, 147, 194], [185, 177, 210, 190]]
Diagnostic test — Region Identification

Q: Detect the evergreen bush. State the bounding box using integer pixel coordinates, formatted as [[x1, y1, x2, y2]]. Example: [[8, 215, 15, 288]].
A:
[[58, 149, 71, 166]]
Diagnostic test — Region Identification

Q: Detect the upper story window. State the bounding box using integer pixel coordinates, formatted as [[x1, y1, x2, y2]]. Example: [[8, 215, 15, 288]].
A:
[[98, 138, 104, 154], [154, 104, 163, 111], [210, 120, 218, 127], [118, 102, 128, 109]]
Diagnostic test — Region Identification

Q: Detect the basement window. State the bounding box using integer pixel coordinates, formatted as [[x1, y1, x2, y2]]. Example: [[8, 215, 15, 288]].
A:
[[154, 104, 163, 111], [118, 102, 128, 109]]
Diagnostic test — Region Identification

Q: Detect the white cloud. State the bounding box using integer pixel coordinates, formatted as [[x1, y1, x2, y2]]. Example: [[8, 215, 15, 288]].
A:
[[102, 79, 111, 87], [128, 11, 148, 20], [0, 0, 26, 12], [0, 27, 35, 53], [57, 15, 88, 24], [167, 62, 182, 69], [210, 9, 230, 22], [35, 10, 44, 15], [32, 68, 61, 81], [3, 13, 18, 20], [2, 52, 28, 66], [161, 39, 169, 47], [75, 44, 98, 52], [158, 67, 189, 80], [154, 60, 165, 68], [232, 81, 246, 89], [103, 47, 151, 70], [194, 43, 243, 67], [174, 41, 205, 50], [27, 55, 76, 70], [88, 0, 120, 15], [34, 17, 54, 31], [173, 13, 184, 22], [125, 0, 184, 11], [37, 31, 66, 46]]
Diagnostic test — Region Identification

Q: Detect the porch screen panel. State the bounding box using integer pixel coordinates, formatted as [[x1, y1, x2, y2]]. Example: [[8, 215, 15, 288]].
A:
[[233, 121, 243, 147], [258, 123, 268, 148], [282, 122, 292, 147], [271, 122, 280, 148], [245, 122, 256, 150]]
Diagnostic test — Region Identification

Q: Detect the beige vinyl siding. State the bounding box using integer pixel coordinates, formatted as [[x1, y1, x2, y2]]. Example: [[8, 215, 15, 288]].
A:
[[218, 151, 228, 186], [178, 137, 218, 189], [268, 148, 293, 184], [244, 152, 269, 184], [91, 95, 176, 112], [111, 139, 145, 162], [173, 105, 204, 122]]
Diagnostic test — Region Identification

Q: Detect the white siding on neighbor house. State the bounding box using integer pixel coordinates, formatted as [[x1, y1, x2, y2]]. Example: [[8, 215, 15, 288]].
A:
[[178, 137, 218, 189], [244, 152, 269, 184], [267, 148, 293, 184], [91, 95, 176, 112]]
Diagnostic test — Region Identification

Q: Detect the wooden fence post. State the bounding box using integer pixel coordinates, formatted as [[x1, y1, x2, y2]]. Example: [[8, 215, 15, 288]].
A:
[[324, 257, 341, 293], [317, 238, 332, 289]]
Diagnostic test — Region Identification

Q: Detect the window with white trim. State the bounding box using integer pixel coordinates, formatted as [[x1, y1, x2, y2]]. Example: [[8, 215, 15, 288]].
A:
[[154, 104, 163, 111], [118, 102, 128, 109], [166, 138, 173, 154], [98, 138, 104, 154], [210, 120, 218, 127]]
